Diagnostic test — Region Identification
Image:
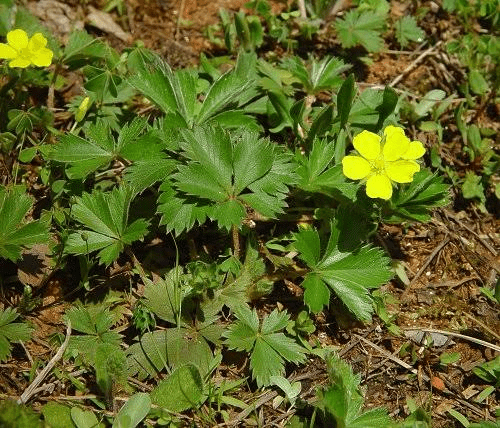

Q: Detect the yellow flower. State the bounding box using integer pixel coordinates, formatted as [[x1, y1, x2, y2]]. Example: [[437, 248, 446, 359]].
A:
[[0, 29, 53, 68], [342, 125, 425, 200]]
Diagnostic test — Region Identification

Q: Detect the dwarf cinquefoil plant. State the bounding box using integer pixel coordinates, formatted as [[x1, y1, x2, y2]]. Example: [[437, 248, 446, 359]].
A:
[[341, 125, 426, 200]]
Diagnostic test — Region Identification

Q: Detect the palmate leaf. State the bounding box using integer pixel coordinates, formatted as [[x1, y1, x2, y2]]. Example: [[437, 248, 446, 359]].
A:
[[295, 138, 359, 201], [127, 327, 214, 380], [127, 48, 258, 128], [0, 308, 33, 362], [283, 56, 351, 94], [127, 48, 187, 120], [65, 306, 122, 366], [224, 305, 307, 387], [335, 10, 385, 52], [65, 185, 149, 265], [383, 169, 450, 223], [48, 117, 167, 180], [394, 16, 424, 48], [0, 186, 49, 262], [157, 180, 210, 236], [294, 209, 392, 320], [158, 125, 297, 233]]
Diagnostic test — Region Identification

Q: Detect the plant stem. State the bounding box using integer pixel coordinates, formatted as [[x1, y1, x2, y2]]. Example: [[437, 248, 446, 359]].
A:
[[47, 61, 62, 111], [232, 225, 240, 259]]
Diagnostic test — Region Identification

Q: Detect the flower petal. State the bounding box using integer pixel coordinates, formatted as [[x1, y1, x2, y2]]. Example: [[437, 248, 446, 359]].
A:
[[31, 47, 53, 67], [402, 141, 425, 160], [383, 126, 410, 161], [7, 29, 29, 51], [28, 33, 48, 51], [9, 57, 31, 68], [342, 155, 371, 180], [353, 130, 381, 160], [385, 160, 420, 183], [0, 43, 17, 59], [383, 125, 405, 140], [366, 174, 392, 199]]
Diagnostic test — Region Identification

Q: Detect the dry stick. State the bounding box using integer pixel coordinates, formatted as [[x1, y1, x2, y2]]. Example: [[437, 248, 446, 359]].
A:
[[18, 320, 72, 404], [389, 41, 443, 88], [297, 0, 307, 19], [462, 312, 500, 342], [326, 0, 349, 21], [354, 334, 428, 380], [175, 0, 186, 41], [403, 327, 500, 353], [446, 210, 498, 257]]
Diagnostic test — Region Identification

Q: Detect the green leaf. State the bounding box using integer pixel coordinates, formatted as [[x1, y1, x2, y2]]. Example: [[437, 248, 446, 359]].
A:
[[0, 308, 33, 362], [349, 88, 398, 128], [318, 353, 392, 427], [267, 91, 294, 133], [394, 16, 424, 48], [42, 403, 76, 428], [309, 56, 351, 93], [384, 169, 450, 223], [65, 305, 122, 364], [157, 181, 209, 236], [337, 74, 356, 129], [439, 352, 461, 365], [294, 213, 392, 320], [462, 171, 486, 202], [161, 125, 296, 232], [113, 393, 151, 428], [335, 10, 385, 52], [307, 104, 335, 142], [71, 407, 101, 428], [127, 49, 185, 118], [296, 139, 358, 200], [63, 30, 108, 64], [294, 228, 321, 267], [127, 327, 213, 380], [301, 274, 331, 314], [94, 343, 127, 398], [124, 159, 176, 195], [224, 306, 307, 387], [376, 86, 399, 128], [49, 118, 163, 179], [469, 69, 489, 95], [0, 186, 49, 262], [472, 356, 500, 385], [142, 267, 186, 324], [150, 364, 204, 412], [65, 185, 149, 265], [283, 56, 351, 94], [0, 0, 15, 36], [413, 89, 446, 118]]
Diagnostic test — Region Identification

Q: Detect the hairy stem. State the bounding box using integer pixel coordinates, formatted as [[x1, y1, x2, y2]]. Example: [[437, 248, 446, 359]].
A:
[[232, 225, 240, 259]]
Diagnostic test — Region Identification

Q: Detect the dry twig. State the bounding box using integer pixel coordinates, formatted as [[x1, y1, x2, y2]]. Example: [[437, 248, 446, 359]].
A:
[[18, 321, 72, 404]]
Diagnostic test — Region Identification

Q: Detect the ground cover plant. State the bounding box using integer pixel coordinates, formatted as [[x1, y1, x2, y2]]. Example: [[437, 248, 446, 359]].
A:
[[0, 0, 499, 427]]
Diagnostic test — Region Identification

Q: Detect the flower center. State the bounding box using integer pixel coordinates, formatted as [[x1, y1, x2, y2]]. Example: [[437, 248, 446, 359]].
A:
[[370, 157, 386, 174], [19, 47, 33, 61]]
